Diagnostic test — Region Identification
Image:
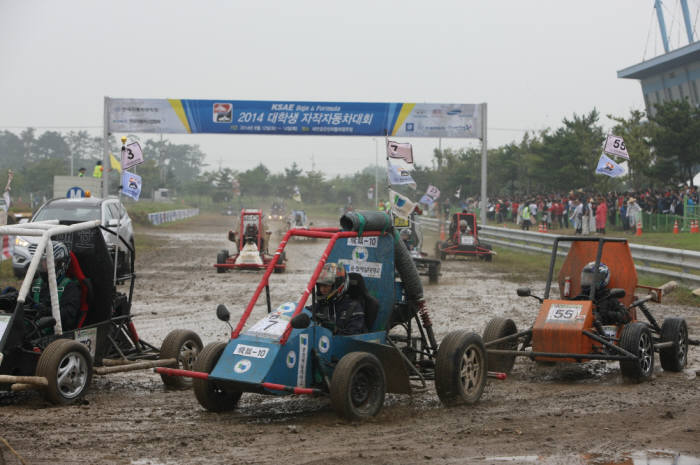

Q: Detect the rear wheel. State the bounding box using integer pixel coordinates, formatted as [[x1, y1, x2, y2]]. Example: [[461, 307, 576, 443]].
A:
[[159, 329, 203, 388], [659, 318, 688, 372], [330, 352, 386, 420], [273, 251, 286, 273], [216, 250, 228, 274], [193, 342, 242, 412], [428, 262, 440, 284], [619, 322, 654, 382], [435, 331, 487, 406], [36, 338, 93, 404], [483, 318, 518, 374], [482, 244, 493, 262]]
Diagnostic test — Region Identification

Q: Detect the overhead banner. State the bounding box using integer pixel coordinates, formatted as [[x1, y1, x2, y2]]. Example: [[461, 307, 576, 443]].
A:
[[107, 98, 482, 138]]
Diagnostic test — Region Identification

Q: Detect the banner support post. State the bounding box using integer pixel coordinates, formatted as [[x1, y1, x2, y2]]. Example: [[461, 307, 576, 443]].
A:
[[480, 102, 488, 225], [103, 96, 110, 198]]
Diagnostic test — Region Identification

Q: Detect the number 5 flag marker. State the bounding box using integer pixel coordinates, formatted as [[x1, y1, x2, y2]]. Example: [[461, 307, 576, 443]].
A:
[[603, 134, 630, 160]]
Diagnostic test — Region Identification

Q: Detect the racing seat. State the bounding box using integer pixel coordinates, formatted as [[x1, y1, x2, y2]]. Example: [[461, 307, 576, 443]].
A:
[[66, 251, 94, 328], [347, 272, 379, 331]]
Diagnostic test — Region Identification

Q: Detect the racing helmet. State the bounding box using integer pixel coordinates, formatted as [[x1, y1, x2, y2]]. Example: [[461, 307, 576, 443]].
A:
[[316, 262, 348, 303], [580, 261, 610, 292], [459, 219, 469, 232], [399, 229, 411, 241], [39, 241, 71, 280]]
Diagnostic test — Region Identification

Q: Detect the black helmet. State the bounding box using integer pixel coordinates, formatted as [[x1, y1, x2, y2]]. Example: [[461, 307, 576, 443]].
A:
[[40, 241, 71, 279], [580, 261, 610, 292], [399, 229, 411, 240], [316, 262, 348, 303]]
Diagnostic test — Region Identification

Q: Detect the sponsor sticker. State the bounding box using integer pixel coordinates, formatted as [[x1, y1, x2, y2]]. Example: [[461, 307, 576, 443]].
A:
[[234, 359, 252, 373], [352, 246, 369, 262], [286, 350, 297, 368], [297, 334, 309, 386], [338, 259, 382, 279], [74, 327, 97, 358], [318, 335, 330, 354], [233, 344, 269, 359]]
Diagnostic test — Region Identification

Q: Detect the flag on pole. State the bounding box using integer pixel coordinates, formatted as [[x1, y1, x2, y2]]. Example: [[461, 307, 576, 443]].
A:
[[454, 186, 461, 199], [595, 153, 626, 178], [419, 194, 435, 206], [390, 189, 416, 219], [387, 159, 416, 189], [386, 141, 414, 164], [121, 141, 145, 170], [292, 185, 302, 202], [121, 170, 143, 200], [603, 134, 630, 160], [109, 153, 122, 173]]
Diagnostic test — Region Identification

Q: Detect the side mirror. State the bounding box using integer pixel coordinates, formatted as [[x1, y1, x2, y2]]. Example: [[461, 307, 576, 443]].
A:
[[609, 288, 626, 299], [216, 304, 230, 322], [228, 231, 236, 243], [516, 287, 531, 297], [290, 313, 311, 329], [19, 218, 29, 224], [36, 316, 56, 330], [108, 219, 119, 227]]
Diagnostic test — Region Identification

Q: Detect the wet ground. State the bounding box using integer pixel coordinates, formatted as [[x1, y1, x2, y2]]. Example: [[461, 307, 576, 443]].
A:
[[1, 213, 699, 464]]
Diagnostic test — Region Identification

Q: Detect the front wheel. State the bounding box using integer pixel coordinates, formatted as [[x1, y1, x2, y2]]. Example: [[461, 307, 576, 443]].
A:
[[36, 338, 93, 404], [483, 318, 518, 374], [435, 331, 487, 406], [159, 329, 203, 388], [193, 342, 242, 412], [330, 352, 386, 420], [216, 250, 229, 274], [619, 322, 654, 382], [659, 318, 688, 372]]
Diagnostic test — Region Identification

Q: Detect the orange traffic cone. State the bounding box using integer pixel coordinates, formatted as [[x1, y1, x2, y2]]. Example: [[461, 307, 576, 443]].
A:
[[673, 220, 679, 234], [635, 220, 642, 236], [538, 223, 543, 233], [543, 222, 548, 233], [691, 220, 698, 234]]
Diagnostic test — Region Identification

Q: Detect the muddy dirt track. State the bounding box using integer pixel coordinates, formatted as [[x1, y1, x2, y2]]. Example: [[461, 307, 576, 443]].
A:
[[1, 213, 699, 465]]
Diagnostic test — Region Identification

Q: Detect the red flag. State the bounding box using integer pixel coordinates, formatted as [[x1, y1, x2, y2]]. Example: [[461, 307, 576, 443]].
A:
[[386, 141, 413, 164]]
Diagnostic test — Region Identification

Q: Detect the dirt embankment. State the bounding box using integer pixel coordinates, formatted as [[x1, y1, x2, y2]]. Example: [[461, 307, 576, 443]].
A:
[[1, 213, 698, 465]]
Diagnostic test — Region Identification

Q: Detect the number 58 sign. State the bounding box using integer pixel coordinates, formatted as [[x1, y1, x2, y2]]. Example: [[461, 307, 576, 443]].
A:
[[121, 141, 144, 170], [603, 134, 630, 160]]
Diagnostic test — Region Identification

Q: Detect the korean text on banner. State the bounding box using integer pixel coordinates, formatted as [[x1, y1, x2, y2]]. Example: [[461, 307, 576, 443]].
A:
[[121, 142, 145, 170], [387, 160, 416, 189], [121, 171, 143, 200], [595, 153, 626, 178], [386, 141, 413, 164], [603, 134, 630, 160], [390, 190, 416, 219]]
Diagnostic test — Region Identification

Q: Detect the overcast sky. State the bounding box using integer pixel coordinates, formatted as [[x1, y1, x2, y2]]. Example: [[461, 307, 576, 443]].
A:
[[1, 0, 698, 176]]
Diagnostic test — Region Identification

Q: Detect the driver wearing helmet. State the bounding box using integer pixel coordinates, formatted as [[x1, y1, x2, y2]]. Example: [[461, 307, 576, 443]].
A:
[[459, 219, 470, 234], [30, 242, 81, 331], [313, 262, 366, 335], [580, 261, 630, 326]]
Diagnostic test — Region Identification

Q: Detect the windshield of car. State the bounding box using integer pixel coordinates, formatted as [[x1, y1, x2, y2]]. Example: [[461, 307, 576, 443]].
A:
[[33, 204, 101, 222]]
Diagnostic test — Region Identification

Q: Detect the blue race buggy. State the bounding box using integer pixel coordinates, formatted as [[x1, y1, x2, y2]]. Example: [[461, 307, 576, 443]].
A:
[[158, 211, 499, 420]]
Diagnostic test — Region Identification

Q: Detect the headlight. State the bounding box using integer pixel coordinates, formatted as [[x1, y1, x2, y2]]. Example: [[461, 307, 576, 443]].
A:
[[15, 237, 29, 248]]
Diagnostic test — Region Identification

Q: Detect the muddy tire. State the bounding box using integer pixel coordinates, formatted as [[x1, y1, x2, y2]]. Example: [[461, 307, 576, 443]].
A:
[[193, 342, 242, 412], [36, 338, 93, 405], [159, 329, 203, 388], [435, 331, 487, 406], [483, 317, 518, 374], [428, 262, 440, 284], [330, 352, 386, 420], [659, 318, 688, 372], [435, 242, 446, 261], [619, 322, 654, 382], [273, 251, 286, 274], [216, 250, 228, 274], [482, 244, 493, 262]]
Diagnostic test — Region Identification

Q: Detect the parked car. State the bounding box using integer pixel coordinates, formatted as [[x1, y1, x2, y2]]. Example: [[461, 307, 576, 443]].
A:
[[12, 197, 134, 278]]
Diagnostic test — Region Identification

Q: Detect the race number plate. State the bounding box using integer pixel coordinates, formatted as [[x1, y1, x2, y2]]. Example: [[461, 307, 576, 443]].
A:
[[74, 327, 97, 358], [0, 314, 11, 341], [460, 235, 474, 246], [245, 302, 296, 339], [546, 304, 583, 322], [233, 344, 269, 359], [347, 236, 378, 248]]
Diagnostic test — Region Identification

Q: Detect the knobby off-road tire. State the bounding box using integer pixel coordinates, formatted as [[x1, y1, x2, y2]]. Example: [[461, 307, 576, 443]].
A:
[[330, 352, 386, 421], [273, 251, 286, 274], [659, 317, 688, 372], [435, 331, 487, 406], [159, 329, 203, 388], [619, 322, 654, 382], [216, 250, 228, 274], [482, 244, 493, 262], [483, 317, 518, 374], [193, 342, 242, 412], [428, 262, 440, 284], [36, 338, 93, 404]]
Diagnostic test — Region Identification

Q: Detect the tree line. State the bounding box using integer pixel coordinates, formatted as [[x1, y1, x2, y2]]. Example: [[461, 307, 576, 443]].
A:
[[0, 100, 697, 207]]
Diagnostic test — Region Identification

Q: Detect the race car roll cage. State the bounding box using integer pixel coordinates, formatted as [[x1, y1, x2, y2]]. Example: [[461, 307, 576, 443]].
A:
[[440, 212, 492, 257], [484, 237, 676, 363]]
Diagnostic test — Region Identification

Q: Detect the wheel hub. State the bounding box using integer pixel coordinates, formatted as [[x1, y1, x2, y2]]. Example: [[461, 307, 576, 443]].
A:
[[57, 353, 88, 399]]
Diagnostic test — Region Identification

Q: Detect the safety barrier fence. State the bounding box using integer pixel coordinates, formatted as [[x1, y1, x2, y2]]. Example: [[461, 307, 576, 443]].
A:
[[147, 208, 200, 225], [417, 217, 700, 285]]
